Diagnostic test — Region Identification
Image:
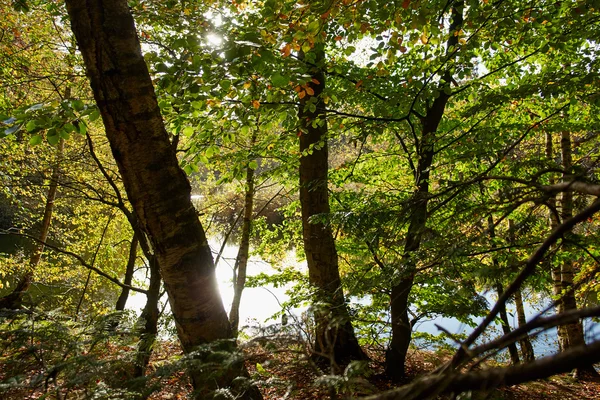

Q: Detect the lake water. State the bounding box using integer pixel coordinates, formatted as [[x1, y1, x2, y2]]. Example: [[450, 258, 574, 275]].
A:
[[127, 242, 600, 358]]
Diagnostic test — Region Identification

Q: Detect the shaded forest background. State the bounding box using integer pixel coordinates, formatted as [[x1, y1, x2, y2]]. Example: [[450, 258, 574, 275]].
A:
[[1, 0, 600, 399]]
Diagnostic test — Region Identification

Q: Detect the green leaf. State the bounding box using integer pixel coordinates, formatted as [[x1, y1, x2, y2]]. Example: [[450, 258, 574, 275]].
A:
[[248, 160, 258, 170], [88, 109, 101, 122], [47, 133, 60, 145], [63, 123, 76, 133], [71, 100, 85, 111], [219, 80, 231, 90], [78, 122, 87, 135], [25, 120, 37, 132], [271, 72, 290, 88], [183, 126, 194, 137], [29, 134, 43, 145]]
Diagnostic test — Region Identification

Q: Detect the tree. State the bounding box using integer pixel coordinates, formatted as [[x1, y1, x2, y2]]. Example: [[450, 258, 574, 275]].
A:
[[63, 0, 260, 397], [298, 48, 366, 367]]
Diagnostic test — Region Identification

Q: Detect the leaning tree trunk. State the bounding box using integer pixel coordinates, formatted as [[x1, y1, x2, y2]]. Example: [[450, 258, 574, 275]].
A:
[[559, 131, 598, 379], [134, 254, 161, 379], [298, 48, 366, 368], [495, 283, 521, 365], [0, 139, 64, 309], [229, 140, 256, 338], [385, 2, 463, 381], [115, 232, 138, 311], [64, 1, 260, 398]]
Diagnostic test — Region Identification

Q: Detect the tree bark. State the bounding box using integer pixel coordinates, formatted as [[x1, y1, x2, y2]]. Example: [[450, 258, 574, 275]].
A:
[[487, 216, 520, 365], [64, 1, 260, 397], [559, 131, 598, 379], [115, 232, 138, 311], [545, 131, 569, 351], [495, 283, 521, 365], [133, 254, 161, 379], [229, 147, 256, 338], [513, 287, 535, 362], [298, 48, 366, 368], [385, 2, 463, 381], [0, 139, 64, 309]]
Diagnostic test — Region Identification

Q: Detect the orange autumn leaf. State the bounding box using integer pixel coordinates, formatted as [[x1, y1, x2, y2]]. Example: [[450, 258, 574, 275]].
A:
[[305, 86, 315, 96], [252, 100, 260, 109], [311, 78, 321, 85], [298, 91, 306, 99], [281, 43, 291, 57], [294, 85, 302, 92], [402, 0, 410, 9]]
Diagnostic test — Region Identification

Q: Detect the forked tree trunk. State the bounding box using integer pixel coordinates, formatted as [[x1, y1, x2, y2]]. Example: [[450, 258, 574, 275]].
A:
[[559, 131, 598, 379], [385, 3, 463, 381], [229, 149, 256, 338], [0, 139, 64, 309], [298, 49, 366, 368], [64, 1, 260, 397]]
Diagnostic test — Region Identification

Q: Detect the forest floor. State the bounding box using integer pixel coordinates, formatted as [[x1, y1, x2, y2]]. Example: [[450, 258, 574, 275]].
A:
[[2, 338, 599, 399], [146, 340, 600, 400]]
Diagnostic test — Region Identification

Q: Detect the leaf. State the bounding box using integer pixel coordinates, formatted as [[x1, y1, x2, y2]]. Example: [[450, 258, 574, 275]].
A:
[[219, 80, 231, 90], [183, 126, 194, 137], [25, 120, 37, 132], [29, 134, 43, 145], [71, 99, 85, 111], [63, 123, 76, 133], [298, 91, 306, 99], [252, 100, 260, 109], [305, 86, 315, 96], [78, 122, 87, 135], [47, 133, 60, 145], [281, 43, 291, 57], [88, 109, 101, 122], [248, 160, 258, 170]]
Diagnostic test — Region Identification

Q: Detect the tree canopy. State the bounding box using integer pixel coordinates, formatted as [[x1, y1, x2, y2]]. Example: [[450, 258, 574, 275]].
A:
[[1, 0, 600, 399]]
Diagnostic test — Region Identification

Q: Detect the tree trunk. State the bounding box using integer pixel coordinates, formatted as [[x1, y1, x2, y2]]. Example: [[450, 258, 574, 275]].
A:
[[298, 48, 366, 368], [134, 254, 161, 379], [115, 232, 138, 311], [0, 138, 64, 309], [545, 132, 569, 351], [495, 283, 521, 365], [559, 131, 598, 379], [513, 287, 535, 362], [64, 1, 260, 397], [385, 3, 463, 381], [229, 149, 256, 338], [487, 216, 520, 365]]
